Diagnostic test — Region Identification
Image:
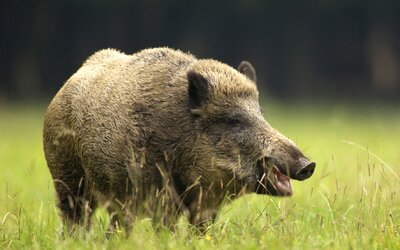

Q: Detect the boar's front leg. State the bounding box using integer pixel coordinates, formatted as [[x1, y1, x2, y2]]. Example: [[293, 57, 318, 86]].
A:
[[187, 186, 220, 231]]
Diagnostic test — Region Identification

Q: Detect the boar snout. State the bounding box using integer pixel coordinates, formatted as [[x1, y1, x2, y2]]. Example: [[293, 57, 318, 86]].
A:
[[255, 156, 315, 196], [275, 157, 316, 181], [295, 158, 316, 181]]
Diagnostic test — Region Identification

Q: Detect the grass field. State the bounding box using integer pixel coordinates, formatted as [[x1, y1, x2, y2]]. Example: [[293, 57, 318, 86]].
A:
[[0, 101, 399, 249]]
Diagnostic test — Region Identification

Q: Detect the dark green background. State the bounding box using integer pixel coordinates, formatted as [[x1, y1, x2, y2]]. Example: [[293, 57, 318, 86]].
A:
[[1, 0, 399, 101]]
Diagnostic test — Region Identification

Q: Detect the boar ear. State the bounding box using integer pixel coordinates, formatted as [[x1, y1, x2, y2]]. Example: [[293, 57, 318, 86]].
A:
[[187, 70, 210, 109], [238, 61, 257, 83]]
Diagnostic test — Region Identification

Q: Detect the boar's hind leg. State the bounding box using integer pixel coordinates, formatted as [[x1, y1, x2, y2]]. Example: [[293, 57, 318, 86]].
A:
[[45, 136, 97, 233], [53, 160, 97, 233]]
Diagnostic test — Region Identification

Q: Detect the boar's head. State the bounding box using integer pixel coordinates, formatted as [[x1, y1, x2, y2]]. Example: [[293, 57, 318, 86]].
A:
[[186, 60, 315, 197]]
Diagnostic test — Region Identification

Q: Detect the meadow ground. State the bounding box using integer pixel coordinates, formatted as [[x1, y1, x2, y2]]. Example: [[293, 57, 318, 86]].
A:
[[0, 101, 399, 249]]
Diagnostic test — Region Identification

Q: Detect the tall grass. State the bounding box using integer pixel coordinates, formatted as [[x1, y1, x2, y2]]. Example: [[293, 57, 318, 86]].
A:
[[0, 102, 399, 249]]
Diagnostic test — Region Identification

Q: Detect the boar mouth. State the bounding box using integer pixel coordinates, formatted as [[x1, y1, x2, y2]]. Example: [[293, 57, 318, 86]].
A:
[[255, 158, 293, 196]]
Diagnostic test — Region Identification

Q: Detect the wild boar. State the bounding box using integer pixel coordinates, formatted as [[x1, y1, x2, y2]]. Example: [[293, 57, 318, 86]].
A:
[[43, 47, 315, 233]]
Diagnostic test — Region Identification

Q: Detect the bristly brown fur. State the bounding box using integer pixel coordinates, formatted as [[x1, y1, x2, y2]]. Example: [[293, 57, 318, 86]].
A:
[[43, 47, 313, 235]]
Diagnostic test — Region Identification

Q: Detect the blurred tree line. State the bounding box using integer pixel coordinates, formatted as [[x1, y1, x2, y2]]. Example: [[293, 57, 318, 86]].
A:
[[1, 0, 399, 102]]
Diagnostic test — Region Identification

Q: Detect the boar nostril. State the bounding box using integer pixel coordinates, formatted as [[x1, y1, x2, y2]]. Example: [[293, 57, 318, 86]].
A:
[[295, 162, 316, 181]]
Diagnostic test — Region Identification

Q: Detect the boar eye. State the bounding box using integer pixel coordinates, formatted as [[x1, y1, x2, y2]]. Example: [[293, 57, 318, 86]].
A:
[[227, 118, 241, 126], [215, 116, 243, 127]]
